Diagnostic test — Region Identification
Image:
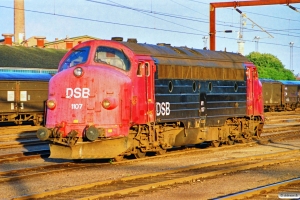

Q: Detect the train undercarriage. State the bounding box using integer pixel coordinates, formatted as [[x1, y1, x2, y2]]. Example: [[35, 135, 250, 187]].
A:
[[265, 102, 300, 112], [45, 116, 264, 161], [113, 116, 263, 161], [0, 112, 44, 126]]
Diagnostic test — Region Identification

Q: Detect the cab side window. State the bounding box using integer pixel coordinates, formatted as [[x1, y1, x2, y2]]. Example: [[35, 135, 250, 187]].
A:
[[95, 46, 130, 71], [137, 63, 143, 77], [137, 62, 150, 77]]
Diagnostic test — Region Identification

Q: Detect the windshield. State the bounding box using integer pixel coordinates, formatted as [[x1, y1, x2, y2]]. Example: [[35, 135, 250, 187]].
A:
[[59, 46, 90, 71], [94, 46, 130, 71]]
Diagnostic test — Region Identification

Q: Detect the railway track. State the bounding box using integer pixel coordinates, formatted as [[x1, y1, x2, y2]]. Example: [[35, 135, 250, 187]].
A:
[[0, 126, 48, 149], [0, 120, 299, 186], [0, 140, 255, 187], [0, 162, 89, 184], [1, 128, 299, 179], [0, 140, 257, 184], [0, 149, 49, 164], [1, 112, 300, 199], [216, 177, 300, 199], [12, 149, 300, 200]]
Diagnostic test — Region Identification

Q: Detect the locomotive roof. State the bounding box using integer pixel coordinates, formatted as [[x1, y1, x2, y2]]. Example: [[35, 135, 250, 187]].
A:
[[0, 45, 67, 69], [122, 42, 249, 69], [260, 79, 281, 83], [260, 79, 300, 85], [0, 72, 52, 81], [278, 80, 300, 85]]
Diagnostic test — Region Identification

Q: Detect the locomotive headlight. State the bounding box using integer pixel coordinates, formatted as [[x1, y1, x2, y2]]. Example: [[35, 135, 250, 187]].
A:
[[73, 67, 84, 77], [47, 99, 56, 110], [102, 97, 118, 110]]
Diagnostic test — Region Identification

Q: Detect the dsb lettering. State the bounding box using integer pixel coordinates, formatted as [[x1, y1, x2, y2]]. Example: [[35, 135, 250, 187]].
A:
[[66, 88, 90, 98], [156, 102, 171, 116]]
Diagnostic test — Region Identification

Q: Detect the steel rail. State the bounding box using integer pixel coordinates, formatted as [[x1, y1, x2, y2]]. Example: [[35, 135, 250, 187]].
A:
[[0, 162, 89, 183], [215, 177, 300, 199], [0, 149, 49, 164], [12, 150, 300, 200]]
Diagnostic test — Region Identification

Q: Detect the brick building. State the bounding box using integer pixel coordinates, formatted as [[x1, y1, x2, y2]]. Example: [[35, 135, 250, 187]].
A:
[[0, 34, 99, 74], [0, 38, 67, 74], [44, 35, 99, 49]]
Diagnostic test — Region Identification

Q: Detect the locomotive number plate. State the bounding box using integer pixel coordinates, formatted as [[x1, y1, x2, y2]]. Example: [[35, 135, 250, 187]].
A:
[[71, 104, 83, 109]]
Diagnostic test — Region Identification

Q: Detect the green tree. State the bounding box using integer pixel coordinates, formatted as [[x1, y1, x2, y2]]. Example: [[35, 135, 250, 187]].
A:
[[246, 52, 295, 80]]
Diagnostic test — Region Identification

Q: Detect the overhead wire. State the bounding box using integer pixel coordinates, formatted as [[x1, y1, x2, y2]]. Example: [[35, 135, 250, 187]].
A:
[[87, 0, 300, 38], [177, 0, 300, 37], [0, 2, 299, 49], [86, 0, 211, 24], [169, 0, 208, 17], [169, 0, 300, 36], [99, 0, 206, 33], [185, 0, 300, 23], [0, 5, 207, 36], [90, 0, 300, 48], [86, 0, 243, 35]]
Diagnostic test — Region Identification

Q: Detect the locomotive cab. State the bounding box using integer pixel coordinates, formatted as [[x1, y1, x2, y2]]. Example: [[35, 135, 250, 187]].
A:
[[37, 40, 137, 159]]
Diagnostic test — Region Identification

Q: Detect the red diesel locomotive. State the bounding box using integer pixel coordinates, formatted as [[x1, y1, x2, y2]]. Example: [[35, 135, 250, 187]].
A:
[[37, 38, 264, 160]]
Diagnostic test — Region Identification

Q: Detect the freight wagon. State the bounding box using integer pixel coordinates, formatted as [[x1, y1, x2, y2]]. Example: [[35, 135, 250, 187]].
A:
[[0, 72, 52, 125], [261, 79, 300, 111]]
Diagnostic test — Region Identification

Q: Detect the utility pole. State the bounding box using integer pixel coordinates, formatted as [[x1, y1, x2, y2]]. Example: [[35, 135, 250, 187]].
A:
[[209, 0, 300, 51], [202, 36, 208, 50], [290, 42, 294, 71], [237, 13, 246, 55], [254, 36, 260, 52]]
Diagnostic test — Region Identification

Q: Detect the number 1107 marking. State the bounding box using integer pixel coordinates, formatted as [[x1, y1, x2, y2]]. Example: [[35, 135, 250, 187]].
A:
[[71, 104, 83, 109]]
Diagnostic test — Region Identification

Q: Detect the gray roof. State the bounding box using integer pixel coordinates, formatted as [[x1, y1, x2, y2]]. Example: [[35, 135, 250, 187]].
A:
[[0, 45, 67, 69]]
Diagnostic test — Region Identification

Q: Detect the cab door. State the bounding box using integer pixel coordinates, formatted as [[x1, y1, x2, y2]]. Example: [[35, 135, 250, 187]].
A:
[[246, 63, 263, 116], [133, 60, 155, 124], [139, 61, 155, 122]]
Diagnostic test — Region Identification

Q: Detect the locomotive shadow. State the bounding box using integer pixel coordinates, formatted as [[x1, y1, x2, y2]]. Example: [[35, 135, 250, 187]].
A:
[[260, 140, 300, 151], [124, 142, 212, 159], [38, 140, 300, 164], [46, 142, 212, 163]]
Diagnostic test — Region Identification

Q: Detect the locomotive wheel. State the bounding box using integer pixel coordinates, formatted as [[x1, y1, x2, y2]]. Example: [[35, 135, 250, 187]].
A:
[[226, 140, 235, 145], [156, 149, 167, 155], [15, 121, 22, 125], [113, 155, 124, 162], [238, 139, 246, 143], [34, 122, 41, 126], [211, 141, 220, 147], [134, 149, 146, 159]]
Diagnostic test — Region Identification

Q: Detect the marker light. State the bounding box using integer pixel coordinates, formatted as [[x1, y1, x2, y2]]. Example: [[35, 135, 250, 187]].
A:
[[102, 99, 111, 109], [73, 67, 84, 77], [102, 97, 118, 110], [47, 99, 56, 110]]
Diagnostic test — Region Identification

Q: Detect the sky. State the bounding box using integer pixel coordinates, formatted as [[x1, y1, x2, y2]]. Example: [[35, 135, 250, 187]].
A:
[[0, 0, 300, 74]]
